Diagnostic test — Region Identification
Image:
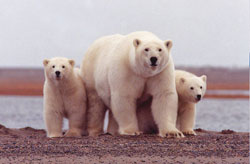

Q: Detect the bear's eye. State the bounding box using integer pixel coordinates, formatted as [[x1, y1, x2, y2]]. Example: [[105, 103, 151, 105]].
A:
[[52, 65, 55, 68], [200, 86, 202, 89], [190, 87, 194, 90], [158, 48, 162, 52], [145, 48, 149, 52], [62, 65, 65, 69]]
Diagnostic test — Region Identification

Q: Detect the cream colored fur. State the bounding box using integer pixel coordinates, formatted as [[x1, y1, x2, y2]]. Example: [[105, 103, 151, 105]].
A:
[[43, 57, 87, 138], [108, 70, 207, 136], [81, 31, 182, 137]]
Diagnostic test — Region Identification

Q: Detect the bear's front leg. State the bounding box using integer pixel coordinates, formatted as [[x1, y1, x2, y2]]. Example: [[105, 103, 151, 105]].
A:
[[111, 93, 140, 135], [178, 103, 196, 136], [151, 92, 184, 138]]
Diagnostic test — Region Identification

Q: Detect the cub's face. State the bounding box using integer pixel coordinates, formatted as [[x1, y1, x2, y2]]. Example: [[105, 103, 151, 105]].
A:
[[178, 75, 207, 103], [133, 38, 172, 76], [43, 57, 75, 81]]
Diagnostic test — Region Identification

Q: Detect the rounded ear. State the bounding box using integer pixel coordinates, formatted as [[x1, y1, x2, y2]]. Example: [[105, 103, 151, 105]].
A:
[[43, 59, 49, 66], [180, 77, 185, 83], [133, 39, 141, 48], [164, 40, 173, 51], [69, 59, 75, 67], [201, 75, 207, 82]]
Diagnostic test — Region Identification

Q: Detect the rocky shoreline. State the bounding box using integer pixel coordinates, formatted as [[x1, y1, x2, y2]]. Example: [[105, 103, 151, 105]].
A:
[[0, 124, 249, 163]]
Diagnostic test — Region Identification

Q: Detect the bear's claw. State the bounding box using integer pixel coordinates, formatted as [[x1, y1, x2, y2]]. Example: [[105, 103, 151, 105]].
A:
[[182, 130, 196, 136]]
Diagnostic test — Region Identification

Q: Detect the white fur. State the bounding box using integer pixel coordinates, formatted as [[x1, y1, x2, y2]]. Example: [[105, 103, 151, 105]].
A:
[[113, 70, 207, 136], [43, 57, 87, 138], [81, 31, 182, 137]]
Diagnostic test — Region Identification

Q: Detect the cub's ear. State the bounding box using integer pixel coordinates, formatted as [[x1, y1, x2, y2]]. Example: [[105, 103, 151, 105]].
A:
[[201, 75, 207, 82], [180, 77, 185, 83], [133, 39, 141, 48], [164, 40, 173, 51], [43, 59, 49, 66], [69, 59, 75, 67]]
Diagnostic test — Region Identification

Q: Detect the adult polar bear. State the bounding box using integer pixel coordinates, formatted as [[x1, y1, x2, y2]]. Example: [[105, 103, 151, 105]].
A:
[[81, 31, 183, 137]]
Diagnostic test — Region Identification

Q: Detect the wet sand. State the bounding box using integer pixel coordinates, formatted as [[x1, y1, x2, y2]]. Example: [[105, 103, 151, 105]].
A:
[[0, 124, 249, 163]]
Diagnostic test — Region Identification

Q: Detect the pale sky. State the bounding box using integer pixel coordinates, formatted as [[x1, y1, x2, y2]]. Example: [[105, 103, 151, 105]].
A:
[[0, 0, 249, 68]]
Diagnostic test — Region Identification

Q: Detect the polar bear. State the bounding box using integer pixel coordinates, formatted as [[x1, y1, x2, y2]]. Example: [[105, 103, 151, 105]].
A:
[[108, 70, 207, 136], [81, 31, 183, 137], [43, 57, 87, 138]]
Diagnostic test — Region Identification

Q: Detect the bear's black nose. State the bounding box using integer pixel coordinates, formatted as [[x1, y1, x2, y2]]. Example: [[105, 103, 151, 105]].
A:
[[150, 57, 158, 66], [55, 71, 61, 77], [197, 94, 201, 100]]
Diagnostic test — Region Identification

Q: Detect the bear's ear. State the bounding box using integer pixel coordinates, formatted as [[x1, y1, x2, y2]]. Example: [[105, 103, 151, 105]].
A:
[[164, 40, 173, 51], [133, 39, 141, 48], [43, 59, 49, 66], [201, 75, 207, 82], [180, 77, 185, 83], [69, 59, 75, 67]]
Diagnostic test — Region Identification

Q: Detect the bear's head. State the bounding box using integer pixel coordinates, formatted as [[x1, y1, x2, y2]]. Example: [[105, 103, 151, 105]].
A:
[[43, 57, 75, 81], [132, 38, 172, 77], [177, 75, 207, 103]]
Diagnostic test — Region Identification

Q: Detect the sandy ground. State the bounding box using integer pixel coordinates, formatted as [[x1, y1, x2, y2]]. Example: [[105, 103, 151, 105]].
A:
[[0, 124, 249, 163]]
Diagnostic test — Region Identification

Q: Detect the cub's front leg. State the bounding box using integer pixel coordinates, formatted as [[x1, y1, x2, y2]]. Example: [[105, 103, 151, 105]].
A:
[[177, 103, 196, 136], [111, 92, 140, 135]]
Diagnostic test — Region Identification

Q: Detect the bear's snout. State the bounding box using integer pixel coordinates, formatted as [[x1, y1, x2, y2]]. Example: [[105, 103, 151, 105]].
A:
[[55, 71, 61, 77], [196, 94, 201, 101], [150, 57, 158, 66]]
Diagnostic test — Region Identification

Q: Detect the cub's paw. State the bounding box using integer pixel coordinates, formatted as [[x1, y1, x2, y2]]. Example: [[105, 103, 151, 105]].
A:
[[64, 130, 82, 138], [48, 133, 63, 138], [182, 129, 197, 136], [159, 129, 184, 138]]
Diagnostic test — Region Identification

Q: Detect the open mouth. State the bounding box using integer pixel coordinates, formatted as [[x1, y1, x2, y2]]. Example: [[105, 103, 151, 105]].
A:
[[150, 64, 157, 67]]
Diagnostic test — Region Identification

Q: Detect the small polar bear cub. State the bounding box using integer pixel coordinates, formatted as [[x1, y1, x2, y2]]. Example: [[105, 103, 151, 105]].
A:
[[43, 57, 87, 138], [175, 70, 207, 135]]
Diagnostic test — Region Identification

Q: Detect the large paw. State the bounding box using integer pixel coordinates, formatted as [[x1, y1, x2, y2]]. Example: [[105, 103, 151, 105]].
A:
[[182, 129, 196, 136], [159, 129, 184, 138], [64, 129, 82, 138], [119, 128, 141, 136], [88, 129, 103, 137]]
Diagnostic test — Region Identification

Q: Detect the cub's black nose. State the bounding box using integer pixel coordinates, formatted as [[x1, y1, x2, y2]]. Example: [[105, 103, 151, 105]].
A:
[[197, 94, 201, 100], [55, 71, 61, 77], [150, 57, 158, 65]]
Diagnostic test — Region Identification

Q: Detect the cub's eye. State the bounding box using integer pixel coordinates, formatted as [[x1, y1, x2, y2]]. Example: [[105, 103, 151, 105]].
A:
[[158, 48, 162, 52], [190, 87, 194, 90], [62, 65, 65, 68], [145, 48, 149, 52], [52, 65, 55, 68], [200, 86, 202, 89]]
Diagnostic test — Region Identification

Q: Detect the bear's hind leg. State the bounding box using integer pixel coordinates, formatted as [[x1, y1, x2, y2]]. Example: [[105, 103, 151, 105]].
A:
[[87, 90, 106, 136]]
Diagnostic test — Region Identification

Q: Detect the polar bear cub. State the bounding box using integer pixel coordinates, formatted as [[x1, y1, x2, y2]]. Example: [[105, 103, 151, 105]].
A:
[[81, 31, 183, 137], [175, 70, 207, 135], [43, 57, 87, 138]]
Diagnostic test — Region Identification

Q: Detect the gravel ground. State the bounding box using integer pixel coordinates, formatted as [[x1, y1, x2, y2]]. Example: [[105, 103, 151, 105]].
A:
[[0, 124, 249, 164]]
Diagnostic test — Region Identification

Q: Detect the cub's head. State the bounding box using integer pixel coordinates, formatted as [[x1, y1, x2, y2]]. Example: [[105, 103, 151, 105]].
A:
[[178, 75, 207, 103], [43, 57, 75, 81], [132, 38, 172, 77]]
